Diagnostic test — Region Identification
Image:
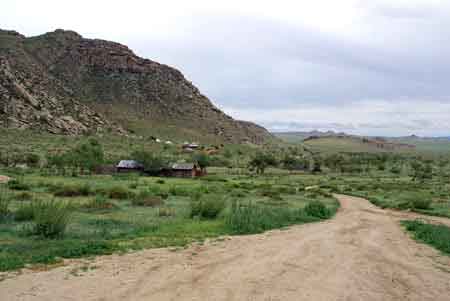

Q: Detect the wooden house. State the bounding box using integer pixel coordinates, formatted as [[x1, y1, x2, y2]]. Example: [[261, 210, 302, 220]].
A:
[[170, 163, 204, 178], [116, 160, 144, 173]]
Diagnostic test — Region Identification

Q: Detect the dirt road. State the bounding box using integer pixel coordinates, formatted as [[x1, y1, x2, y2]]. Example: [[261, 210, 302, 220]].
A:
[[1, 194, 450, 301]]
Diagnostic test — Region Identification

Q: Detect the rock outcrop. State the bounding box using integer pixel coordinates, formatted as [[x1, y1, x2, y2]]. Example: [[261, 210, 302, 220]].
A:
[[0, 29, 274, 144]]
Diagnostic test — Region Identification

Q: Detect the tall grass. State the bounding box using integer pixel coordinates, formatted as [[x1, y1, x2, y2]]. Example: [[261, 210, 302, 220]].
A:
[[225, 200, 317, 234], [0, 190, 10, 220], [190, 193, 225, 219], [402, 220, 450, 255], [32, 200, 72, 238]]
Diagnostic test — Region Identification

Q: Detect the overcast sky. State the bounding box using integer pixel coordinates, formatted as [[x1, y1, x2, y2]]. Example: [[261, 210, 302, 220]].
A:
[[2, 0, 450, 136]]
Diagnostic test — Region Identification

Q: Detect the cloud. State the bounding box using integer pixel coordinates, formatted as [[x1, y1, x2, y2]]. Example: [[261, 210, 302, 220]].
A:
[[1, 0, 450, 135]]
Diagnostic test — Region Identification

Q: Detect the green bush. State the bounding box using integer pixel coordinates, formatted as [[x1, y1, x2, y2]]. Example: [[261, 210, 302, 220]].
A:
[[13, 191, 33, 201], [304, 201, 330, 219], [14, 202, 36, 221], [190, 195, 225, 219], [54, 184, 93, 197], [83, 195, 115, 210], [32, 200, 72, 238], [158, 207, 176, 217], [403, 220, 450, 255], [412, 198, 432, 210], [169, 186, 192, 196], [8, 179, 30, 191], [0, 193, 11, 220], [132, 191, 164, 207], [226, 201, 316, 234], [100, 186, 133, 199]]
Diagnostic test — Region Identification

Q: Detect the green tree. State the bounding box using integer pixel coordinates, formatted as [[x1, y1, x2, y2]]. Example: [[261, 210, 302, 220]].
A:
[[248, 152, 278, 174], [132, 150, 168, 173], [193, 153, 210, 172]]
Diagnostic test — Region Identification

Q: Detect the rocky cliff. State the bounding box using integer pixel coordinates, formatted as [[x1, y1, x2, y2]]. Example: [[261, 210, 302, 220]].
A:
[[0, 29, 274, 144]]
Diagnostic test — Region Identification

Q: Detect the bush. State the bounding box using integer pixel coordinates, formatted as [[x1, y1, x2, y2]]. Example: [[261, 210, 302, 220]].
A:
[[14, 202, 36, 221], [190, 195, 225, 219], [158, 207, 176, 217], [100, 186, 133, 199], [14, 191, 33, 201], [169, 186, 192, 196], [304, 201, 330, 219], [8, 179, 30, 191], [156, 179, 165, 184], [412, 198, 432, 210], [403, 220, 450, 255], [32, 200, 72, 238], [54, 184, 93, 197], [225, 201, 316, 234], [83, 195, 115, 210], [0, 194, 10, 220], [132, 191, 164, 207], [147, 185, 169, 199]]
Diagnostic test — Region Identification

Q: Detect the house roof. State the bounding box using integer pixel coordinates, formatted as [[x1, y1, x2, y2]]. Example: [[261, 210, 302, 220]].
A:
[[117, 160, 143, 169], [172, 163, 196, 170]]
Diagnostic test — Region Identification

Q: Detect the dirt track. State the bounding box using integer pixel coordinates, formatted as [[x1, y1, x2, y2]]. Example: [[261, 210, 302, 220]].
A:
[[1, 194, 450, 301]]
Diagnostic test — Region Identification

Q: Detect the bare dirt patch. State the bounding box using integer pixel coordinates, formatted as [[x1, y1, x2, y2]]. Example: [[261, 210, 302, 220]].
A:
[[1, 194, 449, 300], [0, 175, 10, 184]]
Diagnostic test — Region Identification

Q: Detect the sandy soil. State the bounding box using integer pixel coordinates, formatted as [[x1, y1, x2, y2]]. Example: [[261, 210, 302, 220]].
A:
[[1, 194, 450, 301], [0, 175, 11, 184]]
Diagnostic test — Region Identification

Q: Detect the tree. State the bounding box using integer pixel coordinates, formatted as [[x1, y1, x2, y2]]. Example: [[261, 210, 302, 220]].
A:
[[281, 155, 308, 172], [193, 153, 210, 172], [73, 139, 105, 174], [248, 152, 278, 174], [132, 150, 168, 173], [312, 156, 322, 173]]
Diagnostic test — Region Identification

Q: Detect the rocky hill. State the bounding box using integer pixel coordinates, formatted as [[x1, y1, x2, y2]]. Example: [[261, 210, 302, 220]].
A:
[[0, 29, 274, 144]]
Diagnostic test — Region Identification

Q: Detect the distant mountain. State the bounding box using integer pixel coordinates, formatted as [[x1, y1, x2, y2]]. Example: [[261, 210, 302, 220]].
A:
[[274, 130, 417, 152], [0, 29, 274, 144], [274, 130, 349, 143]]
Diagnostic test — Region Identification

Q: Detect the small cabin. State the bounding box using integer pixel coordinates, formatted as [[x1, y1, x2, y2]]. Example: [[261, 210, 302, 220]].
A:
[[116, 160, 144, 173], [171, 163, 203, 178]]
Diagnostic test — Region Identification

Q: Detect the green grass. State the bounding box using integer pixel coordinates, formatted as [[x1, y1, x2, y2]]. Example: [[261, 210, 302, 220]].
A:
[[0, 172, 339, 271], [402, 220, 450, 255]]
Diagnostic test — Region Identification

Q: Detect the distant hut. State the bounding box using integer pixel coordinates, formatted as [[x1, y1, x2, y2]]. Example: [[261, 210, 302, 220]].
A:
[[116, 160, 144, 173], [171, 163, 203, 178]]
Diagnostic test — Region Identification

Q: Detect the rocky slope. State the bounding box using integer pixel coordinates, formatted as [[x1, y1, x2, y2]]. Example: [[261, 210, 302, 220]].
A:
[[0, 29, 274, 144]]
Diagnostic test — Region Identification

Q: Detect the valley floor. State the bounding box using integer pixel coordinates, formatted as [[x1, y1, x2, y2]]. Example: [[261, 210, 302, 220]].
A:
[[1, 195, 450, 301]]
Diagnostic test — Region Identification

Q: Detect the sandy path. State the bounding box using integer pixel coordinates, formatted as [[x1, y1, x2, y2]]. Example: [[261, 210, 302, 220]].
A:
[[1, 194, 450, 301]]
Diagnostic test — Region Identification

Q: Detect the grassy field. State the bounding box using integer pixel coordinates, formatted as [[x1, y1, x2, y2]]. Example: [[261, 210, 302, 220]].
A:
[[330, 176, 450, 217], [0, 171, 338, 272]]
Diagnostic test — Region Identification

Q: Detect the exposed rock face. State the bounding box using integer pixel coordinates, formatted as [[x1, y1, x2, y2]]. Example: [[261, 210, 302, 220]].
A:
[[0, 29, 274, 144]]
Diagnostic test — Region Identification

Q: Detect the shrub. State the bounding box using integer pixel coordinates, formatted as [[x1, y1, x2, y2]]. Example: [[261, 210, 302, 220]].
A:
[[156, 179, 165, 184], [54, 184, 92, 197], [403, 220, 450, 255], [14, 191, 33, 201], [100, 186, 133, 199], [83, 195, 115, 210], [32, 200, 72, 238], [190, 195, 225, 219], [225, 201, 316, 234], [14, 202, 36, 221], [128, 182, 138, 189], [412, 198, 432, 210], [158, 207, 176, 217], [304, 201, 330, 219], [230, 189, 247, 198], [0, 193, 11, 220], [132, 191, 164, 207], [169, 186, 191, 196], [8, 179, 30, 191]]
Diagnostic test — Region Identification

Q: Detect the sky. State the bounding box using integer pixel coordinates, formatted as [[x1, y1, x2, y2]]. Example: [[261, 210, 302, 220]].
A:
[[2, 0, 450, 136]]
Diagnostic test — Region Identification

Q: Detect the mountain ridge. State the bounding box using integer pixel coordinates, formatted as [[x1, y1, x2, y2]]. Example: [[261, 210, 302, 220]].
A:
[[0, 28, 274, 144]]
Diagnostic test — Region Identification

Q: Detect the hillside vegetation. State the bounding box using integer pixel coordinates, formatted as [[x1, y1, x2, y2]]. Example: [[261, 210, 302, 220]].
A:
[[0, 29, 274, 145]]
